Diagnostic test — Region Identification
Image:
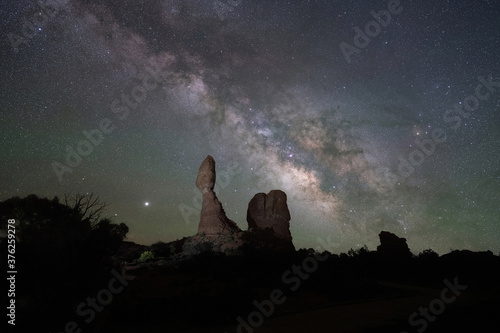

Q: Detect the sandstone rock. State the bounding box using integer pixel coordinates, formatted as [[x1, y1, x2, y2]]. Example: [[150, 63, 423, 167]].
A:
[[377, 231, 412, 259], [247, 190, 292, 242], [196, 155, 216, 192], [196, 155, 240, 235], [198, 190, 240, 235], [189, 156, 295, 254]]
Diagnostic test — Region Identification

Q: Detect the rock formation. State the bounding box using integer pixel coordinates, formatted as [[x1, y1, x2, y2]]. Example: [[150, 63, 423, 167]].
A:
[[377, 231, 412, 259], [196, 155, 216, 193], [247, 190, 292, 243], [170, 155, 296, 256], [196, 155, 241, 235]]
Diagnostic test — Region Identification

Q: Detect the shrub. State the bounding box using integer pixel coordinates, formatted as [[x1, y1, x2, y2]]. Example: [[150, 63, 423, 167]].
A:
[[418, 249, 439, 260], [151, 241, 172, 257], [194, 241, 214, 253], [348, 245, 369, 257], [138, 250, 155, 262]]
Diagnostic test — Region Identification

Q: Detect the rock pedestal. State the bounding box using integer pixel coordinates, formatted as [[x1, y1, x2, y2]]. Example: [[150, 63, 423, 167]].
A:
[[185, 155, 295, 254], [196, 155, 240, 235]]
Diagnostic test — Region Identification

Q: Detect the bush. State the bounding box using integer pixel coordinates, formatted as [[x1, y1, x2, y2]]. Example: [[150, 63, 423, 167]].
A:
[[194, 241, 214, 253], [348, 245, 369, 257], [151, 241, 172, 257], [138, 250, 155, 262], [418, 249, 439, 260]]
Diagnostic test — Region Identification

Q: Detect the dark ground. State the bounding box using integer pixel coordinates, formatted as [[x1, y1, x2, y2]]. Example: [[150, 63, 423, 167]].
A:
[[4, 243, 500, 333], [90, 250, 500, 332]]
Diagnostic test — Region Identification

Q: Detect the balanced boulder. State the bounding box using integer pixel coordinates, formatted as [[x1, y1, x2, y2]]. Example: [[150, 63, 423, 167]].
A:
[[196, 155, 240, 235], [196, 155, 216, 192]]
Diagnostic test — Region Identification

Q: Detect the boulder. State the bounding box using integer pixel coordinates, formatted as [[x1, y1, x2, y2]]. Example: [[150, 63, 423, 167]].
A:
[[247, 190, 292, 242], [376, 231, 412, 259], [196, 155, 216, 192]]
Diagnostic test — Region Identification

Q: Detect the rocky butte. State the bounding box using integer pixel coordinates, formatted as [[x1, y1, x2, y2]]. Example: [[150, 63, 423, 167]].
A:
[[181, 155, 295, 255]]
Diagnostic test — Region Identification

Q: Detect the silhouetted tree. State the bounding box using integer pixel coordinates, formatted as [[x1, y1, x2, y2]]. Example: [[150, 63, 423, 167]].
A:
[[0, 194, 129, 330], [418, 248, 439, 260], [64, 192, 108, 226], [348, 245, 369, 257]]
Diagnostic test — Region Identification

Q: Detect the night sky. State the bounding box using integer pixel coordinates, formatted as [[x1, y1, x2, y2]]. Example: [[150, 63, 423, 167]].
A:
[[1, 0, 499, 254]]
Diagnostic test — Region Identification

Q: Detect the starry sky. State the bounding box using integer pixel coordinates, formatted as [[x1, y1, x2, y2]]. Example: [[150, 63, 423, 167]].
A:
[[1, 0, 499, 254]]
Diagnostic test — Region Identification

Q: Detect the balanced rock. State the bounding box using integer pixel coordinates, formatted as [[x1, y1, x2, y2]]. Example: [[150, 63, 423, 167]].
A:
[[196, 156, 240, 235], [247, 190, 292, 242], [196, 155, 216, 192]]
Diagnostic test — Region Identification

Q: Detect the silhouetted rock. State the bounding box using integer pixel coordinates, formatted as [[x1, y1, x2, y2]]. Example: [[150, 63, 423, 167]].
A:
[[196, 155, 241, 235], [440, 249, 499, 269], [247, 190, 292, 243], [377, 231, 412, 259]]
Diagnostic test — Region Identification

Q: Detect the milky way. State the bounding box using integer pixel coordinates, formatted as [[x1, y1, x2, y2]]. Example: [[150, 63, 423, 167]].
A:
[[1, 0, 499, 254]]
